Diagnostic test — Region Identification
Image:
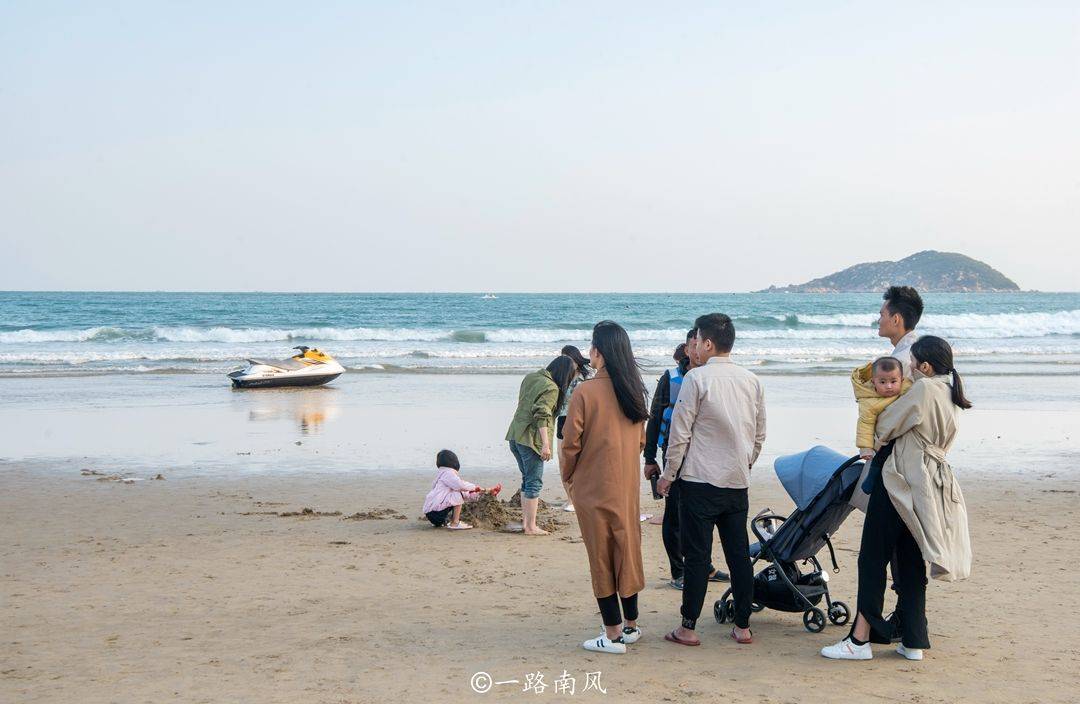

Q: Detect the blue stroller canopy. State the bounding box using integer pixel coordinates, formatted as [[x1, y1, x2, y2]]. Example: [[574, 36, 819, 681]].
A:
[[774, 446, 852, 511]]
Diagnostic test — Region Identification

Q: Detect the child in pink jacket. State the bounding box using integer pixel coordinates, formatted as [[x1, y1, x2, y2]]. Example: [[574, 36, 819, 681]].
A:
[[422, 450, 500, 530]]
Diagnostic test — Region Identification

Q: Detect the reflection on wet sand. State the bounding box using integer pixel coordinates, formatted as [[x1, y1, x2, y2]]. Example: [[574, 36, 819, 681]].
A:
[[242, 387, 341, 435]]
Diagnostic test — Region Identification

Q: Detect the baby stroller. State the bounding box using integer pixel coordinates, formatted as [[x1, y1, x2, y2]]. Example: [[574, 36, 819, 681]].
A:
[[714, 446, 865, 633]]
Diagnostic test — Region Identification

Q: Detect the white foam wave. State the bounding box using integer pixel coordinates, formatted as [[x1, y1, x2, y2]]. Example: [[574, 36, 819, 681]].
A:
[[2, 309, 1078, 347], [3, 342, 1080, 367], [150, 326, 453, 343], [795, 309, 1080, 336], [0, 326, 128, 343]]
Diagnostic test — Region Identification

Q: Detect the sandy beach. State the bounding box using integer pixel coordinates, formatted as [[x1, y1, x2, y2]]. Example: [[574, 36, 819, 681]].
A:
[[3, 372, 1080, 703]]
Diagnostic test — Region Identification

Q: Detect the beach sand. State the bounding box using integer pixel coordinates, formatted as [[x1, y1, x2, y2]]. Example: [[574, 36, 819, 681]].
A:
[[3, 465, 1079, 703], [2, 373, 1080, 702]]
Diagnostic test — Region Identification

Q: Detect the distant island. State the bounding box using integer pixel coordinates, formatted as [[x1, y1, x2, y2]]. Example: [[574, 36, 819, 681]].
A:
[[759, 250, 1020, 293]]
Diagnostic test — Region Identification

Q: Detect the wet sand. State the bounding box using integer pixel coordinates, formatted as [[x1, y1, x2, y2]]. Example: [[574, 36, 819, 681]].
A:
[[2, 372, 1077, 475]]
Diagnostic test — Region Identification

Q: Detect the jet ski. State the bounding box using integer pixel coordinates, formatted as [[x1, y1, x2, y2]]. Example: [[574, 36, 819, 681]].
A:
[[228, 346, 345, 389]]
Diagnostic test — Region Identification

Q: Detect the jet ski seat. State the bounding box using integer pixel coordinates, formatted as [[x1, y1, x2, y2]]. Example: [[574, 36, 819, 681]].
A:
[[246, 357, 311, 371]]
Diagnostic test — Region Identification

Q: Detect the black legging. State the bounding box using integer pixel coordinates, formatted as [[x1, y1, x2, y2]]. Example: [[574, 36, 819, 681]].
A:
[[596, 593, 639, 627], [855, 458, 930, 649]]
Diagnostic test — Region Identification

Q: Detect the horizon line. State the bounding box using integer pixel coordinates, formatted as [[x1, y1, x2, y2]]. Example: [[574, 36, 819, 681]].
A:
[[0, 289, 1058, 295]]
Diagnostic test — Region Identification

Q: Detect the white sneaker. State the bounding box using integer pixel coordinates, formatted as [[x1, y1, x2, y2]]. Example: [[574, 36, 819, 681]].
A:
[[620, 627, 642, 644], [897, 644, 924, 661], [563, 503, 576, 512], [583, 635, 626, 654], [820, 638, 873, 660]]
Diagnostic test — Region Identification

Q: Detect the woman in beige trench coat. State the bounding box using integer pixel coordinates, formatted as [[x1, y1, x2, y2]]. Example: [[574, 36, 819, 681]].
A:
[[822, 336, 973, 662], [560, 321, 649, 655]]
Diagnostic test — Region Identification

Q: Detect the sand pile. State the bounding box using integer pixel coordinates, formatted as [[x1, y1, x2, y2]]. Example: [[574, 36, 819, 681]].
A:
[[459, 490, 565, 532], [81, 469, 135, 482], [277, 507, 342, 518]]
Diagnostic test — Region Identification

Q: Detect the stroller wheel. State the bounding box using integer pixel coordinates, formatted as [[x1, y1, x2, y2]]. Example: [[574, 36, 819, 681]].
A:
[[713, 599, 727, 624], [803, 607, 826, 633], [828, 601, 851, 626], [750, 602, 765, 613]]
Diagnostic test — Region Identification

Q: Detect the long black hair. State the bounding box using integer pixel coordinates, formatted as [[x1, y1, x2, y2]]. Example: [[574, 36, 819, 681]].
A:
[[545, 355, 577, 412], [911, 336, 972, 409], [560, 344, 591, 379], [591, 320, 649, 422]]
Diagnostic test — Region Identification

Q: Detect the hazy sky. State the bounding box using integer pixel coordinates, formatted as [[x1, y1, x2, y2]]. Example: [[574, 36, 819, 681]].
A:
[[2, 2, 1078, 292]]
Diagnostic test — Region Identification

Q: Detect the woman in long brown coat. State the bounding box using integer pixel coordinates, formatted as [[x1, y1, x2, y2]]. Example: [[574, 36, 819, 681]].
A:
[[560, 321, 649, 654]]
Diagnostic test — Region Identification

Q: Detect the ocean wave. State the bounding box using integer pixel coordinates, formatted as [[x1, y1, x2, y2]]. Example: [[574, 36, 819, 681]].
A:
[[792, 309, 1080, 335], [3, 343, 1080, 367], [2, 308, 1079, 346], [0, 326, 137, 343], [151, 326, 456, 343]]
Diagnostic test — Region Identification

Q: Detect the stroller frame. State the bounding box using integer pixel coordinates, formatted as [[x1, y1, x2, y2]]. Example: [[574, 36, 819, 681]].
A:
[[714, 454, 864, 633]]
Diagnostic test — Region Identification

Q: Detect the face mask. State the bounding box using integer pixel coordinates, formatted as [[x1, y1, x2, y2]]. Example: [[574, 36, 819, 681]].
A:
[[912, 365, 927, 380]]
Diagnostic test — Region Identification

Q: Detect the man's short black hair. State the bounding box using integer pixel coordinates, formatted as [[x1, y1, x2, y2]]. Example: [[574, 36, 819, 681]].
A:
[[686, 327, 696, 342], [694, 313, 735, 353], [883, 286, 924, 331], [872, 356, 902, 376], [436, 449, 460, 470]]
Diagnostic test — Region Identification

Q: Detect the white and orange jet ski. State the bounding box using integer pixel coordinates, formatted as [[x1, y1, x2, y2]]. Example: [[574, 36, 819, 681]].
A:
[[228, 346, 345, 389]]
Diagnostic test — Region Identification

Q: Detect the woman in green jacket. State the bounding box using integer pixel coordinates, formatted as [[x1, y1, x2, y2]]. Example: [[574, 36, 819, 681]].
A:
[[506, 356, 576, 535]]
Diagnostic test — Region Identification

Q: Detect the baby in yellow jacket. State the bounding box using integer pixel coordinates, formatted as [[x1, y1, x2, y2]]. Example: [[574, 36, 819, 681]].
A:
[[851, 356, 912, 460]]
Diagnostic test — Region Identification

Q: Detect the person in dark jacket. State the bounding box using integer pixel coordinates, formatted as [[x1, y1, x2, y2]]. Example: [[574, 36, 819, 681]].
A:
[[643, 330, 728, 589]]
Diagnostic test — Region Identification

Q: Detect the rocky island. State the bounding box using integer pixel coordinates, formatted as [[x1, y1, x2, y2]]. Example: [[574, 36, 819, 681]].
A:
[[760, 250, 1020, 293]]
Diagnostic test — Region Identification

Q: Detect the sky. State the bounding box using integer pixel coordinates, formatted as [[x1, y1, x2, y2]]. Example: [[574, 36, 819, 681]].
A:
[[1, 2, 1078, 292]]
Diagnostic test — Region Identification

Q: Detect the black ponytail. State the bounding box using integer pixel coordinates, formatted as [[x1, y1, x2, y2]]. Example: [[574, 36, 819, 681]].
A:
[[911, 336, 972, 410], [949, 369, 972, 410]]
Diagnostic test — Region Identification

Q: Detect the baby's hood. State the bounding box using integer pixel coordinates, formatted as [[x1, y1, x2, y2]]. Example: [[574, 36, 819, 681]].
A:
[[851, 362, 878, 400]]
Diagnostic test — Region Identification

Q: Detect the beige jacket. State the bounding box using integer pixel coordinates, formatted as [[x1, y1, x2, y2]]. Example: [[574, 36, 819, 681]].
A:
[[661, 356, 766, 488], [875, 375, 972, 582]]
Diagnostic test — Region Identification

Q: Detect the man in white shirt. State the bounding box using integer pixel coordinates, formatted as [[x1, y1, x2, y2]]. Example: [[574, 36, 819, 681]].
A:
[[873, 285, 923, 642], [877, 286, 924, 378], [658, 313, 766, 646]]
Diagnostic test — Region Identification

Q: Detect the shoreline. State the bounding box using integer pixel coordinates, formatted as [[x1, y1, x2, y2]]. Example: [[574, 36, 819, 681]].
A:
[[5, 360, 1080, 380], [2, 372, 1078, 478]]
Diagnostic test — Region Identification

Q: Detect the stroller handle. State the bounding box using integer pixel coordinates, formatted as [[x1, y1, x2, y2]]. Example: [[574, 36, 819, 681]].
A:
[[750, 512, 788, 544]]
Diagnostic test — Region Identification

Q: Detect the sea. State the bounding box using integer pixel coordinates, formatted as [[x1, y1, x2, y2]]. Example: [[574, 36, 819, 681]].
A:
[[2, 291, 1079, 378]]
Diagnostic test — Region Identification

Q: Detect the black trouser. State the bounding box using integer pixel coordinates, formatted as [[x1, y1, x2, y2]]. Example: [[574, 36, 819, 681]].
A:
[[425, 507, 452, 527], [662, 480, 684, 579], [855, 461, 930, 649], [678, 481, 753, 630], [661, 467, 716, 581], [596, 593, 639, 627], [864, 441, 905, 638]]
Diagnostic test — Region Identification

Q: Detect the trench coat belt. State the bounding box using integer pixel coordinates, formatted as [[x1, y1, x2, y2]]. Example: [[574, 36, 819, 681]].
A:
[[924, 444, 959, 504]]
